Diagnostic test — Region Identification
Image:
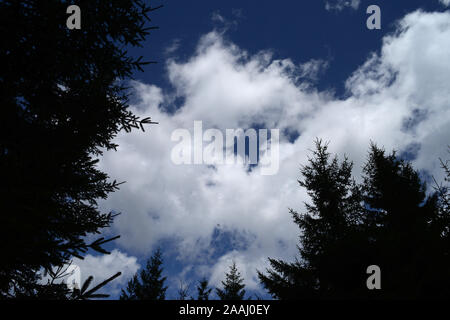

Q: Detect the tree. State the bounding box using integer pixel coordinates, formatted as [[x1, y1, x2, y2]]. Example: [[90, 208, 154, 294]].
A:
[[177, 279, 190, 300], [361, 144, 449, 297], [0, 0, 160, 298], [120, 249, 167, 300], [433, 148, 449, 226], [259, 140, 365, 299], [216, 262, 246, 300], [196, 278, 212, 300], [259, 140, 449, 299]]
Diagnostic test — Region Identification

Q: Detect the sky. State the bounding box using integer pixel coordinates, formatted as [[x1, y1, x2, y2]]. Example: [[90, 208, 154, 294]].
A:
[[71, 0, 450, 299]]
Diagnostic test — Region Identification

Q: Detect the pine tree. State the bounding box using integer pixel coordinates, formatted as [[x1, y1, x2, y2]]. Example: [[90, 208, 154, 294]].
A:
[[433, 148, 449, 230], [177, 280, 190, 300], [258, 140, 365, 299], [0, 0, 160, 298], [216, 262, 246, 300], [120, 249, 167, 300], [196, 278, 212, 300], [259, 140, 449, 299], [361, 144, 448, 297]]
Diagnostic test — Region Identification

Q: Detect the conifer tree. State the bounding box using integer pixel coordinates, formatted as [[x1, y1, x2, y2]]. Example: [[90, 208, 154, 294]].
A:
[[216, 262, 246, 300], [120, 249, 167, 300], [0, 0, 160, 298], [196, 278, 212, 300], [259, 140, 448, 298], [361, 144, 448, 297], [177, 279, 190, 300], [259, 140, 365, 299]]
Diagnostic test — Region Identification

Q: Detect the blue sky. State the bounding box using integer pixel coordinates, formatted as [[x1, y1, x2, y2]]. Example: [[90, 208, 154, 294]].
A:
[[131, 0, 446, 95], [70, 0, 450, 299]]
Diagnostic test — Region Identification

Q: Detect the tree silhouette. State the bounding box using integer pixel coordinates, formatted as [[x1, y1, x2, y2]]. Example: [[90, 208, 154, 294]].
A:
[[259, 140, 449, 299], [70, 271, 122, 300], [434, 148, 449, 223], [120, 249, 167, 300], [0, 0, 160, 298], [258, 140, 366, 299], [177, 279, 190, 300], [362, 144, 449, 297], [216, 262, 246, 300], [196, 278, 212, 300]]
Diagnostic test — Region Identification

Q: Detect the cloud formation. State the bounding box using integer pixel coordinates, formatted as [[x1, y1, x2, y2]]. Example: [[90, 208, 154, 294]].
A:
[[98, 10, 450, 291]]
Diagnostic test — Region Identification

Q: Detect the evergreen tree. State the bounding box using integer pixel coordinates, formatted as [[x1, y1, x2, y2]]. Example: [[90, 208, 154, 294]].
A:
[[259, 140, 365, 299], [177, 279, 190, 300], [0, 0, 160, 298], [120, 249, 167, 300], [361, 144, 448, 297], [216, 262, 246, 300], [433, 148, 449, 232], [441, 153, 450, 212], [259, 140, 448, 298], [196, 278, 212, 300]]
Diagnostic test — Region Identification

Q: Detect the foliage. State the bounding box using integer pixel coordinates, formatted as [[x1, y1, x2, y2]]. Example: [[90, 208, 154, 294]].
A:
[[120, 249, 167, 300], [259, 139, 450, 299], [0, 0, 160, 298], [216, 262, 246, 300], [196, 278, 212, 301]]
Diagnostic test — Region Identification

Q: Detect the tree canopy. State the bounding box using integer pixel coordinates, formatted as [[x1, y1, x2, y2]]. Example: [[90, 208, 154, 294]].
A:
[[259, 140, 450, 299], [0, 0, 159, 298], [216, 262, 246, 300], [120, 249, 167, 300], [196, 278, 212, 301]]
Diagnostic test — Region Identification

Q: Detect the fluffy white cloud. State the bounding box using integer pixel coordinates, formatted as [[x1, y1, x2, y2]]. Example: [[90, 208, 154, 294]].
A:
[[440, 0, 450, 7], [73, 250, 140, 297], [325, 0, 360, 11], [98, 10, 450, 291]]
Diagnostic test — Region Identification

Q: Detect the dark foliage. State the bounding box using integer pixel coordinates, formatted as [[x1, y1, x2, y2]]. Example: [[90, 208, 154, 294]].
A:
[[0, 0, 159, 298], [196, 278, 212, 300], [177, 279, 190, 300], [120, 249, 167, 300], [259, 139, 450, 299], [216, 262, 246, 300]]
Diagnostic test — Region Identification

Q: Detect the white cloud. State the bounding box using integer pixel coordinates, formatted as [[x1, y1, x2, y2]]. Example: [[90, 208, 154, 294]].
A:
[[211, 11, 239, 31], [325, 0, 361, 11], [98, 10, 450, 292], [164, 39, 181, 56], [211, 11, 226, 24], [73, 250, 140, 297], [440, 0, 450, 7]]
